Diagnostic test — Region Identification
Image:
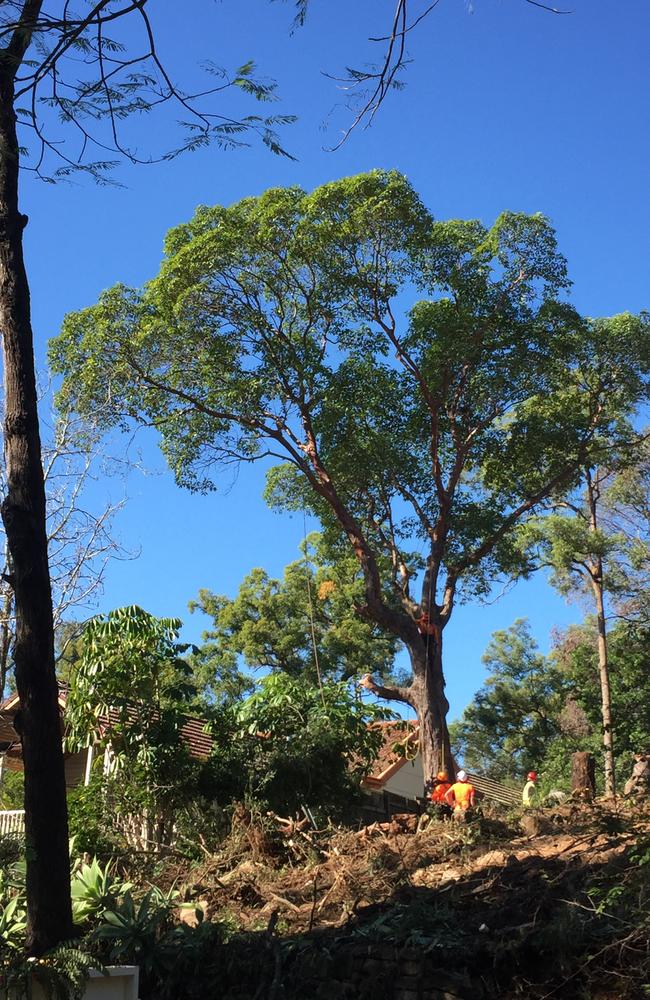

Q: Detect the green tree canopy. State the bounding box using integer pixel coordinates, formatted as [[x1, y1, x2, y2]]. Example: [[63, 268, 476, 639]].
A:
[[552, 618, 650, 767], [50, 170, 649, 780], [190, 533, 400, 693], [230, 672, 392, 819], [450, 619, 569, 782], [452, 616, 650, 787], [65, 605, 195, 754]]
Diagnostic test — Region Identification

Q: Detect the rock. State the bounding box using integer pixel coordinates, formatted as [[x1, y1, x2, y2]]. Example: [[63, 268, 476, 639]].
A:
[[178, 899, 208, 926], [474, 849, 510, 868]]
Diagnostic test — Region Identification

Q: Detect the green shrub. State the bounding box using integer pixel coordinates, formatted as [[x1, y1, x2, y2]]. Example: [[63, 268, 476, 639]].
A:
[[0, 771, 24, 810], [70, 858, 132, 925], [66, 776, 121, 858]]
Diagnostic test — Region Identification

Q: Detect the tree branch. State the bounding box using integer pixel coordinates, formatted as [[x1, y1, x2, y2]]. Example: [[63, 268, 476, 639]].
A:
[[359, 672, 414, 708]]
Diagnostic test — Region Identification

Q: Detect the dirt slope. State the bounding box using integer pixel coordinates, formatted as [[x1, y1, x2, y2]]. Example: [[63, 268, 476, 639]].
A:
[[171, 802, 650, 999]]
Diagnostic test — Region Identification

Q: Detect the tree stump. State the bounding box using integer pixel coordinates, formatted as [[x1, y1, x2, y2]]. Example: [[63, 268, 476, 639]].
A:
[[571, 751, 596, 801]]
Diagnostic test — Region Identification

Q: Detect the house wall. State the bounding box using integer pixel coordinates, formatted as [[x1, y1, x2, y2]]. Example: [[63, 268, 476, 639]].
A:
[[382, 753, 425, 800]]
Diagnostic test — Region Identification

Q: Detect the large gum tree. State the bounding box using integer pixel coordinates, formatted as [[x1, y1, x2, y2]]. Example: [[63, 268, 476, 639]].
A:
[[50, 170, 646, 784]]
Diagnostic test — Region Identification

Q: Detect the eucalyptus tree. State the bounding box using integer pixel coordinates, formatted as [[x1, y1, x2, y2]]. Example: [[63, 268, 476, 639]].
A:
[[51, 170, 644, 783], [519, 353, 650, 797]]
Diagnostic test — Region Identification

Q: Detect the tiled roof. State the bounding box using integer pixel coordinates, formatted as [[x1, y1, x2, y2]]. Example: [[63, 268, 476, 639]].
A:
[[362, 719, 420, 788], [1, 690, 214, 762]]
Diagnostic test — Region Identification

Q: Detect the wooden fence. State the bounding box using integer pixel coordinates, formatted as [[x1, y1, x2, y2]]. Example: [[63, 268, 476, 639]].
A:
[[466, 772, 521, 807]]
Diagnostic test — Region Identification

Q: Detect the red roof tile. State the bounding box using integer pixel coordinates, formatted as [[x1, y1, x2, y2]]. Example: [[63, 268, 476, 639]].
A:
[[1, 691, 214, 762]]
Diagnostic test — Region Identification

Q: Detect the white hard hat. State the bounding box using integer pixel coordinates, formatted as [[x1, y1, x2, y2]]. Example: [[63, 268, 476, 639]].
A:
[[457, 769, 467, 781]]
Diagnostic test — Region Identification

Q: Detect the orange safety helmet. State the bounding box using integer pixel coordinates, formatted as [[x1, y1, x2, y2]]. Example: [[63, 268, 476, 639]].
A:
[[527, 771, 538, 781], [436, 770, 449, 781]]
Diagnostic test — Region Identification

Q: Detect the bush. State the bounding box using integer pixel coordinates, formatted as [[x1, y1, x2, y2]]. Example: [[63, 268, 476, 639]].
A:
[[0, 770, 24, 810], [67, 775, 122, 858], [230, 674, 392, 821]]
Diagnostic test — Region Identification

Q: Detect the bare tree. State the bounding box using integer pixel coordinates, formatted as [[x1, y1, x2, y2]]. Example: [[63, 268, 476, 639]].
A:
[[0, 0, 293, 954], [0, 406, 130, 697], [298, 0, 569, 148]]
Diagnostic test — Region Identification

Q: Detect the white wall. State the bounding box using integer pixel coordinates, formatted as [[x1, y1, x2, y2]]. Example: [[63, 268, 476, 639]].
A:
[[383, 754, 425, 800]]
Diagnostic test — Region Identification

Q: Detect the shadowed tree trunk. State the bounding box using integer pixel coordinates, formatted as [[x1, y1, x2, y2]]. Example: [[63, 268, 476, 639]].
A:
[[0, 56, 72, 953]]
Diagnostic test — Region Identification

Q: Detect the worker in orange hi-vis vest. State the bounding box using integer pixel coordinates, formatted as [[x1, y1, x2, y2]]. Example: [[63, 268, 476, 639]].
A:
[[430, 770, 452, 803], [444, 770, 476, 821], [429, 769, 453, 819]]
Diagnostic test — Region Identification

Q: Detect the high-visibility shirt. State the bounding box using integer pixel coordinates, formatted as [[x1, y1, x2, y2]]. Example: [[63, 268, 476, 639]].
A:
[[430, 782, 451, 803], [447, 781, 475, 809], [522, 780, 537, 807]]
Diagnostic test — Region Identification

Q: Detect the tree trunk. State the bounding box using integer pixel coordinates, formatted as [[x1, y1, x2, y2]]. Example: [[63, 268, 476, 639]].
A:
[[586, 469, 615, 798], [409, 632, 454, 791], [590, 575, 615, 797], [0, 569, 14, 698], [0, 67, 72, 953], [571, 751, 596, 801]]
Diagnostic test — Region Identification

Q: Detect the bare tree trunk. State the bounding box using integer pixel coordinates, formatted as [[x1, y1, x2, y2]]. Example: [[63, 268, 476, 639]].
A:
[[409, 633, 454, 791], [586, 468, 615, 798], [0, 65, 72, 953], [0, 558, 14, 698], [591, 574, 615, 797]]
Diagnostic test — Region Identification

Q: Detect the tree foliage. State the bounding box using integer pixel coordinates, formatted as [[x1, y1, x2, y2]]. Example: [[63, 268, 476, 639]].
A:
[[5, 2, 295, 183], [450, 620, 569, 782], [65, 605, 195, 755], [452, 616, 650, 787], [230, 672, 393, 819], [189, 533, 400, 694]]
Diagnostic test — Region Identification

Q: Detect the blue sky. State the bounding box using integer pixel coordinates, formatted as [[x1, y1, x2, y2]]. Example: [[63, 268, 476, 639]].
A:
[[20, 0, 650, 721]]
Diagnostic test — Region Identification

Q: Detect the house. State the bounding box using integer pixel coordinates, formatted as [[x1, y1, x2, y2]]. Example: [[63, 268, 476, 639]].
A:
[[1, 692, 439, 836], [0, 689, 213, 782], [0, 689, 93, 790], [0, 689, 214, 840], [358, 722, 521, 817], [359, 720, 426, 821]]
